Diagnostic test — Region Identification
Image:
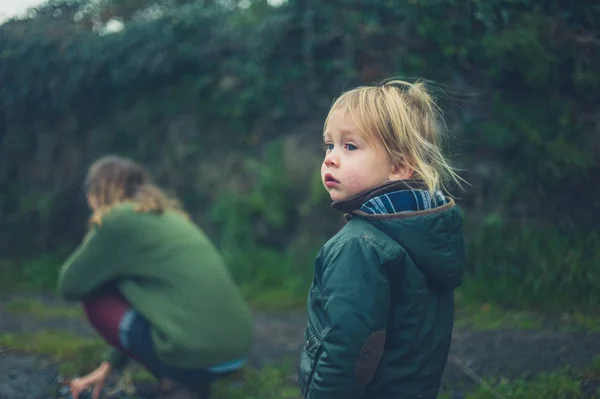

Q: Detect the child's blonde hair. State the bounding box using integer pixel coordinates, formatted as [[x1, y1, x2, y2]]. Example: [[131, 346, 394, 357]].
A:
[[325, 79, 462, 195]]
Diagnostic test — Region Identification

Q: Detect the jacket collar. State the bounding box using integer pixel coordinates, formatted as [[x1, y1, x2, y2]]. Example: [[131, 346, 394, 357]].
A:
[[331, 179, 428, 214]]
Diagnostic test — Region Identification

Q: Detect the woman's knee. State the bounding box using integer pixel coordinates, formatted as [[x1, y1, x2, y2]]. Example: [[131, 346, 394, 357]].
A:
[[82, 290, 130, 350]]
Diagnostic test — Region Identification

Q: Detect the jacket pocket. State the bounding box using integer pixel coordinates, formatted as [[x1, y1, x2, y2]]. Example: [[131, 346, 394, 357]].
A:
[[298, 324, 323, 398]]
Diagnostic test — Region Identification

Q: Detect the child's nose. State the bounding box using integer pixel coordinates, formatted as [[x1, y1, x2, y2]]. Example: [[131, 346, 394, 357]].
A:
[[324, 152, 339, 167]]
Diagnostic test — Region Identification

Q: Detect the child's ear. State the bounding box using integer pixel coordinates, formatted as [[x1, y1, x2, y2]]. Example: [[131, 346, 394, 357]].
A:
[[388, 160, 414, 181]]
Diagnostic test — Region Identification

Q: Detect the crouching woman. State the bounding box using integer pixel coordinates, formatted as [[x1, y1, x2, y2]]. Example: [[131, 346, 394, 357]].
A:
[[57, 155, 253, 399]]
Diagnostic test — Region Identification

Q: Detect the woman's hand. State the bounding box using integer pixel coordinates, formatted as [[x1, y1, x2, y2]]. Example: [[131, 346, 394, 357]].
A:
[[70, 361, 112, 399]]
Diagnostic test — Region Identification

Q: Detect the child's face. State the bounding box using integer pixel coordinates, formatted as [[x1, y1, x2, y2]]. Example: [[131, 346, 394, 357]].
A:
[[321, 109, 408, 202]]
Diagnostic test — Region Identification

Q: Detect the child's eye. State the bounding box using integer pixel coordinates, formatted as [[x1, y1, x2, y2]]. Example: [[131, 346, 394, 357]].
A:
[[346, 144, 358, 151], [324, 143, 334, 151]]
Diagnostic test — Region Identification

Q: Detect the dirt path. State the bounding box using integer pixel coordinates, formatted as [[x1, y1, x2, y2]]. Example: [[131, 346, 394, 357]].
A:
[[1, 293, 600, 398]]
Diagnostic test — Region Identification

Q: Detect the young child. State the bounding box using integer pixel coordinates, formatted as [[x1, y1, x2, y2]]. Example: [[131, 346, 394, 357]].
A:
[[298, 80, 465, 399], [57, 155, 253, 399]]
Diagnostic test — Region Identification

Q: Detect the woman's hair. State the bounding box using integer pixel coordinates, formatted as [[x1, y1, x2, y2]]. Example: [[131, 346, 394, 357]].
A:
[[84, 155, 185, 226], [325, 79, 463, 195]]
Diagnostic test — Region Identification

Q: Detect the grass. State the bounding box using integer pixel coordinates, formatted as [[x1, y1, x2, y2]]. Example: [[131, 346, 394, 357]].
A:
[[2, 326, 600, 399], [0, 327, 300, 398], [463, 222, 600, 314], [4, 297, 83, 319], [240, 283, 308, 312], [213, 361, 301, 399], [0, 330, 105, 376], [213, 364, 600, 399], [2, 255, 600, 398], [454, 290, 544, 331], [4, 281, 600, 333], [566, 313, 600, 332], [0, 256, 309, 313], [0, 256, 64, 293], [1, 303, 600, 398], [0, 261, 30, 292], [440, 360, 600, 399], [454, 289, 600, 332]]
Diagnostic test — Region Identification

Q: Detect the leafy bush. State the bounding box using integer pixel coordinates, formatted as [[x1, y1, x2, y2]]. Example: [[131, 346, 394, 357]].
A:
[[464, 213, 600, 312], [1, 0, 598, 311]]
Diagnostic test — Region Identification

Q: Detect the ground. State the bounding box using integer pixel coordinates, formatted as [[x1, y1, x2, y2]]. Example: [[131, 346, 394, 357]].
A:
[[1, 292, 600, 398]]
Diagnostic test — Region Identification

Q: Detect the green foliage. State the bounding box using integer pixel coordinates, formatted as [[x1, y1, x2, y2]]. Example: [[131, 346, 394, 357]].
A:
[[0, 255, 66, 293], [208, 141, 332, 308], [463, 214, 600, 312], [19, 254, 65, 291], [0, 0, 599, 314]]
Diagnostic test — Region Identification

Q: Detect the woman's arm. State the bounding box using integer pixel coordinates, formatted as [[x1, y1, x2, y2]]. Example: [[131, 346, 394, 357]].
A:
[[57, 218, 129, 301]]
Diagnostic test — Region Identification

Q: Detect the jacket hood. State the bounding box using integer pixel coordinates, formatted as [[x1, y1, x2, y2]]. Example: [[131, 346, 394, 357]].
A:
[[332, 180, 465, 291]]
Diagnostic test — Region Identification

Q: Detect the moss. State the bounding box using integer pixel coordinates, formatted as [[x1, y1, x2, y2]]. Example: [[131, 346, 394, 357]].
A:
[[0, 331, 104, 375], [5, 298, 82, 319], [454, 300, 543, 331]]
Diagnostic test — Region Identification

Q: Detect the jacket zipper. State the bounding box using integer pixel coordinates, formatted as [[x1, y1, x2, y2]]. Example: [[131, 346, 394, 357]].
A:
[[303, 323, 324, 398]]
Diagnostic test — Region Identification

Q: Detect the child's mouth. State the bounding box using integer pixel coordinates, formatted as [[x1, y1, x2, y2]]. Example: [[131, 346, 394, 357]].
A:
[[324, 174, 339, 187]]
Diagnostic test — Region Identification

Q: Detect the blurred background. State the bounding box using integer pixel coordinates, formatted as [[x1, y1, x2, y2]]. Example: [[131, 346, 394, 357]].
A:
[[0, 1, 599, 398]]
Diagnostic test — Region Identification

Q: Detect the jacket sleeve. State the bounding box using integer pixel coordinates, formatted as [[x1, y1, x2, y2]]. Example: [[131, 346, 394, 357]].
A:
[[57, 218, 128, 301], [103, 347, 130, 371], [307, 237, 392, 399]]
